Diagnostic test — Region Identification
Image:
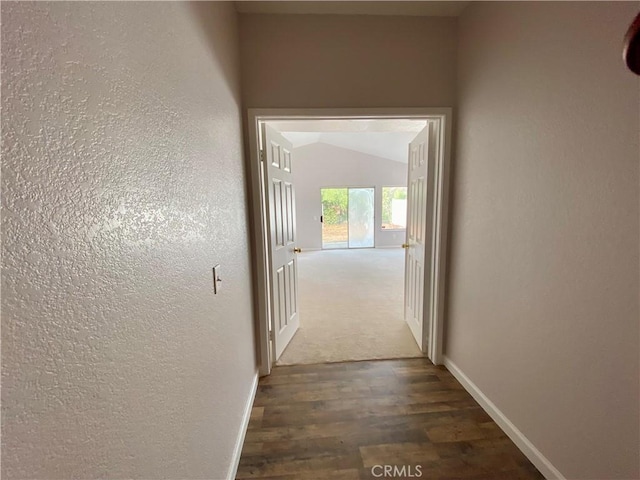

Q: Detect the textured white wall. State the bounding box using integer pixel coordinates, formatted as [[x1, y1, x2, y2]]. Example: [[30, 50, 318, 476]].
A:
[[448, 2, 639, 479], [239, 14, 457, 108], [293, 143, 407, 250], [1, 2, 256, 479]]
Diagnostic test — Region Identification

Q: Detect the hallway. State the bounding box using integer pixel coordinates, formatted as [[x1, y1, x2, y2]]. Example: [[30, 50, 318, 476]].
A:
[[277, 249, 422, 365], [237, 358, 544, 479], [3, 2, 638, 479]]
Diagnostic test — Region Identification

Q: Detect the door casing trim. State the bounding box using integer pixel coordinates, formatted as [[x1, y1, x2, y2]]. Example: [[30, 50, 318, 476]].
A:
[[246, 108, 452, 376]]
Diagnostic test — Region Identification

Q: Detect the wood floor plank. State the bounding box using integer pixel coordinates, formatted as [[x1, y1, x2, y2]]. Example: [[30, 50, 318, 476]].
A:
[[237, 358, 543, 479], [245, 468, 362, 480], [236, 453, 362, 479], [359, 442, 440, 467], [248, 407, 265, 430], [426, 420, 488, 443]]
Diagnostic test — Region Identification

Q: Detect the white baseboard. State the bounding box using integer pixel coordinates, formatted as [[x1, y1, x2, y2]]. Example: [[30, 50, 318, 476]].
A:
[[443, 356, 565, 480], [227, 372, 259, 480]]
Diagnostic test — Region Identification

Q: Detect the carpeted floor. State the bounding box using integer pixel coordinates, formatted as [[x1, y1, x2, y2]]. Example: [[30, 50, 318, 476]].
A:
[[277, 248, 423, 365]]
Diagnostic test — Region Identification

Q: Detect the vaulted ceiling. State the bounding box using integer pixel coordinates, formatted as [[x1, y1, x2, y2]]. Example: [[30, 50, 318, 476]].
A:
[[269, 119, 427, 164]]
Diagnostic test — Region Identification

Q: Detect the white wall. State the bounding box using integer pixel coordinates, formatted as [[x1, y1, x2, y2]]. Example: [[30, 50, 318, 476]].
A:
[[1, 3, 256, 479], [239, 14, 457, 108], [294, 143, 407, 249], [448, 2, 639, 479]]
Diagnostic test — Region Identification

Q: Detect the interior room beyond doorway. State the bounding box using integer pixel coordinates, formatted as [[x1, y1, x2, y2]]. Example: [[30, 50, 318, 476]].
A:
[[268, 118, 428, 365]]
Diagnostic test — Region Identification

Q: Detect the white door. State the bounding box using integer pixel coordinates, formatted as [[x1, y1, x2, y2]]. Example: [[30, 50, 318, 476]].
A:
[[404, 122, 436, 351], [263, 125, 300, 360]]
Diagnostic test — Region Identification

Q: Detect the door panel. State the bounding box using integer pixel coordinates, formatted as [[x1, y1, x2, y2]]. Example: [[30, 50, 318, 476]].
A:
[[321, 188, 348, 249], [348, 187, 375, 248], [264, 125, 300, 360], [404, 123, 436, 351]]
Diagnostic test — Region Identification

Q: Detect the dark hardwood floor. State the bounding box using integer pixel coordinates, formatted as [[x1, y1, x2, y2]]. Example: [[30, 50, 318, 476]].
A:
[[237, 358, 544, 480]]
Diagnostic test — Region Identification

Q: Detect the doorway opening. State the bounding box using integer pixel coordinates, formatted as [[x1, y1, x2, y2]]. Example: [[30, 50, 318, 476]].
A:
[[321, 187, 375, 249], [248, 109, 452, 376]]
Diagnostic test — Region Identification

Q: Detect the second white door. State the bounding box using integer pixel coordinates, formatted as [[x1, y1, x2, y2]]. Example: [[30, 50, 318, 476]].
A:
[[404, 122, 437, 352]]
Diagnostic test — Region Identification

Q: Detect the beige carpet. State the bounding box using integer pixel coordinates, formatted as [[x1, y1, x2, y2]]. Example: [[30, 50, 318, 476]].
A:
[[277, 248, 423, 365]]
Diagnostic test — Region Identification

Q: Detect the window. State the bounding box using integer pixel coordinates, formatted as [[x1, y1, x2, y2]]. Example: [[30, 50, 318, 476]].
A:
[[381, 186, 407, 230]]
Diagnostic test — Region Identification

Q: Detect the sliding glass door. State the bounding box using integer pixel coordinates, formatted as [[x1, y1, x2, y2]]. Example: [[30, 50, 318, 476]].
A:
[[348, 188, 375, 248], [320, 188, 348, 249], [321, 187, 374, 249]]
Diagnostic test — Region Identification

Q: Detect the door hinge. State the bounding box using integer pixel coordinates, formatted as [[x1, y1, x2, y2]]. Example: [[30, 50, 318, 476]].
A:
[[260, 150, 265, 162], [269, 330, 274, 341]]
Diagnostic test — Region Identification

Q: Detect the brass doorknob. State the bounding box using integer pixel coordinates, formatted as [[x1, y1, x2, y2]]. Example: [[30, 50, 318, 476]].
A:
[[402, 243, 410, 249], [294, 248, 302, 253]]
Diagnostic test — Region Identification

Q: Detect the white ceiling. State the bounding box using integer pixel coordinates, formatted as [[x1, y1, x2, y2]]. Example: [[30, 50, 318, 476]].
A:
[[269, 119, 427, 133], [268, 119, 427, 163], [235, 1, 469, 17]]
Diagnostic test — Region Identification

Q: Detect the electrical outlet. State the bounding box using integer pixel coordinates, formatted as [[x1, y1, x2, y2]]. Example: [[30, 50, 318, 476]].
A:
[[213, 264, 222, 294]]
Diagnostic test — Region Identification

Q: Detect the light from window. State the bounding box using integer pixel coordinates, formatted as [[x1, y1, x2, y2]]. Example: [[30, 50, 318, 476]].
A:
[[381, 186, 407, 230]]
